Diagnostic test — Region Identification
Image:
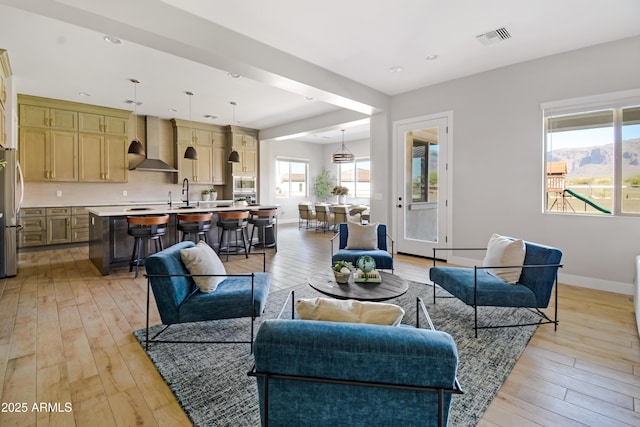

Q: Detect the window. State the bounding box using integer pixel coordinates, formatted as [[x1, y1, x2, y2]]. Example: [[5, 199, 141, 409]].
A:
[[411, 141, 438, 203], [543, 95, 640, 215], [275, 159, 308, 198], [338, 158, 370, 198]]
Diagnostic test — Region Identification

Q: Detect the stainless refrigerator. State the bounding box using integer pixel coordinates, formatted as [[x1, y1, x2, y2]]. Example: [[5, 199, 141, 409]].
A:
[[0, 147, 23, 278]]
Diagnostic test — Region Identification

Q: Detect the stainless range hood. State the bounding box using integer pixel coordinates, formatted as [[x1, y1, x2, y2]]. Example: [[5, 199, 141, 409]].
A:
[[129, 116, 178, 172]]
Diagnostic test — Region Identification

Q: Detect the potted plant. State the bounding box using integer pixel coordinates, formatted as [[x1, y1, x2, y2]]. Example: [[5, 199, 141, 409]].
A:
[[201, 189, 210, 201], [314, 168, 335, 201], [210, 187, 218, 201], [332, 260, 352, 284], [331, 185, 349, 204], [234, 197, 247, 207]]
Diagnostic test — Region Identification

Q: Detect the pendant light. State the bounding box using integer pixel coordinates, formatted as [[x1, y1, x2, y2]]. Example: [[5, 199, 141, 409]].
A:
[[331, 129, 354, 163], [183, 91, 198, 160], [227, 101, 240, 163], [127, 79, 145, 155]]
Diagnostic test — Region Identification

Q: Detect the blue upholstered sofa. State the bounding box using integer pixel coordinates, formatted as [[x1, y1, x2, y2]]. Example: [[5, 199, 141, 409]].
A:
[[143, 241, 270, 349], [251, 318, 461, 426]]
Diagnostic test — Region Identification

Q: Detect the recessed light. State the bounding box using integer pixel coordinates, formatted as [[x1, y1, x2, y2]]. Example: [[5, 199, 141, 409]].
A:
[[204, 114, 218, 119], [228, 72, 240, 78], [168, 108, 178, 112], [305, 96, 314, 101], [78, 92, 91, 97], [425, 54, 439, 61], [388, 65, 404, 73], [103, 35, 122, 44], [124, 99, 142, 106]]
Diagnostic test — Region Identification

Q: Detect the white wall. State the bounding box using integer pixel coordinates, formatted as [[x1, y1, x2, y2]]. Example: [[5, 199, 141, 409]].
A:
[[378, 35, 640, 294], [259, 139, 324, 223], [259, 137, 371, 223]]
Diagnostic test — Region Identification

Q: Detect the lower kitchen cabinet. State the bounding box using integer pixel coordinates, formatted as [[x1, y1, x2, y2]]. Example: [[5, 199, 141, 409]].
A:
[[18, 206, 89, 248], [46, 207, 72, 245]]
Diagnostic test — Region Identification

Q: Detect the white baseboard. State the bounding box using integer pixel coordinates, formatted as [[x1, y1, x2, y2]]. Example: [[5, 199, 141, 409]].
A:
[[448, 256, 633, 296]]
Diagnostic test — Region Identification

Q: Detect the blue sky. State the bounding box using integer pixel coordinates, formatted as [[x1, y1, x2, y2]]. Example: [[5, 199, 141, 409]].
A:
[[547, 124, 640, 151]]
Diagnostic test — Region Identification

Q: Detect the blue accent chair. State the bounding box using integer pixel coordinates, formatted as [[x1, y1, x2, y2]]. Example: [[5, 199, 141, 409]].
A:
[[143, 241, 270, 351], [251, 315, 461, 426], [331, 223, 394, 272], [429, 240, 563, 337]]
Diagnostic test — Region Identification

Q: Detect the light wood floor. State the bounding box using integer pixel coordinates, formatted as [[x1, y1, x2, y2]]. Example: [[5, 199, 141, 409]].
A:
[[0, 223, 638, 426]]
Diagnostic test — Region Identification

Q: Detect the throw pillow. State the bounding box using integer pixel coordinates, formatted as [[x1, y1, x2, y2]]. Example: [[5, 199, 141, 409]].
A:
[[345, 222, 378, 250], [483, 233, 526, 284], [295, 297, 404, 326], [180, 241, 227, 293]]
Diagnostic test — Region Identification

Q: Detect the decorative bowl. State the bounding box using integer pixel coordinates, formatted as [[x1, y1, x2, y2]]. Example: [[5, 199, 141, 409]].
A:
[[333, 270, 351, 284]]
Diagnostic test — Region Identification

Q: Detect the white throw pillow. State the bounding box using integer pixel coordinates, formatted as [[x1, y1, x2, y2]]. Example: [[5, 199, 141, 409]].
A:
[[295, 297, 404, 326], [483, 234, 526, 284], [345, 222, 378, 250], [180, 241, 227, 292]]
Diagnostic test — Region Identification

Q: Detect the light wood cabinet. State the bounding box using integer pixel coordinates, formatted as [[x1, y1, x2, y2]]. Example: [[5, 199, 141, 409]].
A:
[[18, 206, 89, 247], [228, 129, 258, 175], [177, 141, 213, 183], [0, 49, 10, 147], [18, 95, 130, 182], [20, 104, 78, 130], [18, 207, 47, 248], [172, 120, 227, 185], [19, 127, 78, 181], [47, 214, 72, 245], [79, 112, 127, 135], [78, 133, 127, 182], [71, 207, 89, 242]]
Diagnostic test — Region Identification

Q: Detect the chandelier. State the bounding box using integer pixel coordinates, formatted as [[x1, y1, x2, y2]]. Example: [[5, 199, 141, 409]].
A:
[[331, 129, 354, 163]]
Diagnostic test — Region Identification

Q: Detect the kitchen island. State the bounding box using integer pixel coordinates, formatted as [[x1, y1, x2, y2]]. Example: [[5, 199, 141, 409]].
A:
[[88, 203, 277, 275]]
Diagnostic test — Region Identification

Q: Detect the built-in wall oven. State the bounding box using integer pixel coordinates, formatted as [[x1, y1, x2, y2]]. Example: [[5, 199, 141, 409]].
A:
[[232, 176, 256, 194], [232, 176, 257, 204]]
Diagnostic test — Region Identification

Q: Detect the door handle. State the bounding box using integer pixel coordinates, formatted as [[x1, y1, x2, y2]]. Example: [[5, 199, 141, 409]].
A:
[[396, 204, 402, 208]]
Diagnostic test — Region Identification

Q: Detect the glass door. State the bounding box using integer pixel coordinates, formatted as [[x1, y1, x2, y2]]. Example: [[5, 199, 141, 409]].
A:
[[395, 116, 449, 257]]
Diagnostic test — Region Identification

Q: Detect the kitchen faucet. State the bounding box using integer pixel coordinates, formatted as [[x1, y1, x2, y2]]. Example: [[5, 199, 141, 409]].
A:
[[182, 178, 190, 207], [168, 190, 172, 208]]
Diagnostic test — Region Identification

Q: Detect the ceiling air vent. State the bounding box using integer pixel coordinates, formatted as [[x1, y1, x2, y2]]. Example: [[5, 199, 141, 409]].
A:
[[476, 27, 511, 45]]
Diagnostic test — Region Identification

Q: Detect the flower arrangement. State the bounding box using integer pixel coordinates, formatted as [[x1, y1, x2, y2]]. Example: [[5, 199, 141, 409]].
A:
[[0, 159, 5, 172], [330, 185, 349, 196], [332, 260, 352, 284]]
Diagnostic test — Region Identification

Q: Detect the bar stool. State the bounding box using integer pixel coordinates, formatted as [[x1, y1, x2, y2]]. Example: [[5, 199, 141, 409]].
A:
[[248, 209, 277, 254], [216, 211, 250, 261], [177, 212, 213, 243], [127, 214, 170, 278]]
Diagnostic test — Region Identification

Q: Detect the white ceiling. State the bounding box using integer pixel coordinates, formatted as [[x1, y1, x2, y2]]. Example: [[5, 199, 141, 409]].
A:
[[1, 0, 639, 144]]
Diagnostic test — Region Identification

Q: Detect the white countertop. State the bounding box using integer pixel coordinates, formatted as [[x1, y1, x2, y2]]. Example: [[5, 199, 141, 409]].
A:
[[88, 203, 277, 217]]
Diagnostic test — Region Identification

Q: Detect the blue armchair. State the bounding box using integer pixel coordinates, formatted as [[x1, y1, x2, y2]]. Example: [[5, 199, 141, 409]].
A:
[[429, 238, 562, 337], [143, 241, 270, 351], [331, 222, 394, 272], [250, 301, 462, 427]]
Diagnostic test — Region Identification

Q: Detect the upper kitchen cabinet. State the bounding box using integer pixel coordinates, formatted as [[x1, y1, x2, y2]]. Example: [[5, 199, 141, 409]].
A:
[[19, 127, 78, 182], [19, 104, 78, 131], [78, 133, 128, 182], [78, 112, 128, 182], [79, 112, 128, 135], [18, 95, 130, 182], [226, 126, 258, 176], [0, 49, 11, 147], [172, 119, 226, 185]]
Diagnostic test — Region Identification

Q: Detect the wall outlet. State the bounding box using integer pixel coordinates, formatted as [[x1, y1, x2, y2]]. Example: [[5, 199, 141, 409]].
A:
[[56, 190, 62, 197], [122, 190, 128, 197]]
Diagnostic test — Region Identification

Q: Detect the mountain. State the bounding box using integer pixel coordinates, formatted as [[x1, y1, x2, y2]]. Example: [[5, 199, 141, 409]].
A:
[[547, 138, 640, 180]]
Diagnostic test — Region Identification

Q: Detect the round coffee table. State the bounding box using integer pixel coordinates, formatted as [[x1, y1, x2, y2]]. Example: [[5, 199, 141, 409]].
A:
[[308, 270, 408, 302]]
